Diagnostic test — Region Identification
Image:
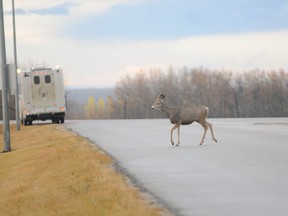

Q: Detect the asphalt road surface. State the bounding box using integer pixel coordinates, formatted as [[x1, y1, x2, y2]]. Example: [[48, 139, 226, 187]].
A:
[[65, 118, 288, 216]]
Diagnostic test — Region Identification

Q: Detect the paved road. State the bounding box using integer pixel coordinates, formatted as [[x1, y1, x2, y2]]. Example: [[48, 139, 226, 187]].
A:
[[65, 118, 288, 216]]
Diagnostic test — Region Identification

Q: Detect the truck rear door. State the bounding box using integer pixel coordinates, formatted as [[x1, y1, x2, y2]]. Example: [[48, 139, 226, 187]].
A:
[[31, 71, 56, 112]]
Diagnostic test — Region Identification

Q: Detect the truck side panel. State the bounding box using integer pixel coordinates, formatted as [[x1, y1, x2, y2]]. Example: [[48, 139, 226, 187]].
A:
[[19, 73, 33, 116], [53, 69, 66, 112]]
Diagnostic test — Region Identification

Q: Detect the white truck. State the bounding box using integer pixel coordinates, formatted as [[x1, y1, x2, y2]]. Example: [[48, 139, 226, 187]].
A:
[[19, 67, 66, 125]]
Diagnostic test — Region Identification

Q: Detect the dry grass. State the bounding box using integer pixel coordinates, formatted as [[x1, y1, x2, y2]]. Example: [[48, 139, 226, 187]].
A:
[[0, 124, 166, 216]]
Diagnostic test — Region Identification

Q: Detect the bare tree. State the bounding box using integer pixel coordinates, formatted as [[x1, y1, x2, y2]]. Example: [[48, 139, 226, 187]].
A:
[[110, 67, 288, 119]]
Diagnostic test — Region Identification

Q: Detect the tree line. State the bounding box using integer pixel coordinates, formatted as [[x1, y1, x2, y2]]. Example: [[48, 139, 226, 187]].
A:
[[68, 67, 288, 119]]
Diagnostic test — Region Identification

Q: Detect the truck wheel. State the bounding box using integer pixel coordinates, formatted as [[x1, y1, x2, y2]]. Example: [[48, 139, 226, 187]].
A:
[[60, 117, 64, 124], [24, 119, 28, 126]]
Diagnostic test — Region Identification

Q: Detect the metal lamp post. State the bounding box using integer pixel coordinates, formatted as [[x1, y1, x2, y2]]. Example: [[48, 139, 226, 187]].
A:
[[0, 0, 11, 152], [12, 0, 20, 131]]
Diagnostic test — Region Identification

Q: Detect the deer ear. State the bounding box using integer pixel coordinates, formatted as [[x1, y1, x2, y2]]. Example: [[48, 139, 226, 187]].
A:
[[160, 94, 165, 99]]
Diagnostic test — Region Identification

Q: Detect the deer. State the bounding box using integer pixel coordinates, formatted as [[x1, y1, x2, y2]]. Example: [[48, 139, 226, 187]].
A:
[[151, 93, 217, 146]]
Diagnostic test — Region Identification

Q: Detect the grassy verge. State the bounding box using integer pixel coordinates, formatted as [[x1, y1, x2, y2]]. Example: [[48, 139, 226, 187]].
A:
[[0, 124, 166, 216]]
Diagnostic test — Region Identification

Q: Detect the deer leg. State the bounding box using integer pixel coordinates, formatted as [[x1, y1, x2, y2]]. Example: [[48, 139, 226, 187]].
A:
[[205, 121, 217, 143], [170, 123, 180, 146], [199, 122, 208, 145], [176, 124, 180, 146]]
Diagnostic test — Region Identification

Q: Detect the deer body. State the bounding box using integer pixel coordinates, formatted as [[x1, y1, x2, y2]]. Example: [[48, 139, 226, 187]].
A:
[[152, 94, 217, 146]]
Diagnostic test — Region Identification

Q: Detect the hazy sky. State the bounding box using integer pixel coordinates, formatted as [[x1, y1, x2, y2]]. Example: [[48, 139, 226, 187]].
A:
[[3, 0, 288, 87]]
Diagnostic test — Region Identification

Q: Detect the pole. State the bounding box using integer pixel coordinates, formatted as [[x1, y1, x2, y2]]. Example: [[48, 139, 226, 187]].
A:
[[124, 100, 127, 119], [12, 0, 20, 130], [0, 0, 11, 152]]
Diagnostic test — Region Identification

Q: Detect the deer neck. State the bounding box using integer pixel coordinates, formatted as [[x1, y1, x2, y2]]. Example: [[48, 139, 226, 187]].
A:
[[161, 103, 174, 117]]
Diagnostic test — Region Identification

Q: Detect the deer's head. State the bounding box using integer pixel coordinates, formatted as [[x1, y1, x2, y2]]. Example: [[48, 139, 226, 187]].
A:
[[151, 93, 165, 111]]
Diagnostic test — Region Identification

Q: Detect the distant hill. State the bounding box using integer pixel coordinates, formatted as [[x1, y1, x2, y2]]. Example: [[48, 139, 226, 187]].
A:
[[66, 88, 114, 105]]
